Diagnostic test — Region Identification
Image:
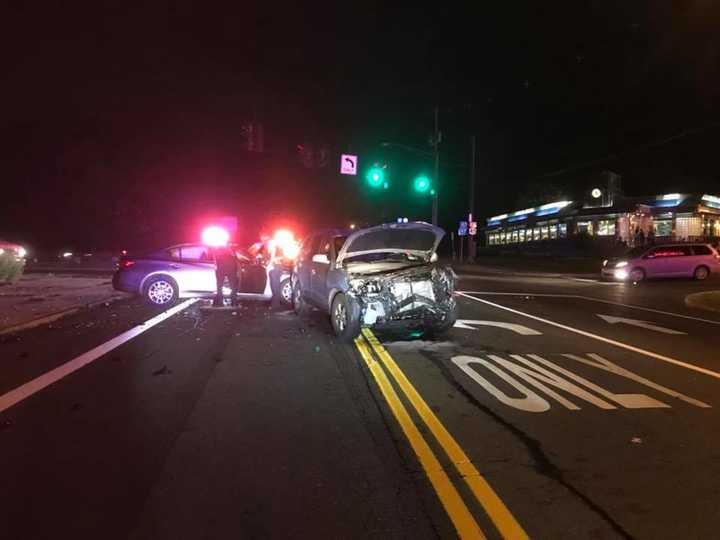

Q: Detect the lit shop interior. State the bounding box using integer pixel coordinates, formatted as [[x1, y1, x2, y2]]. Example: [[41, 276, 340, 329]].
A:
[[485, 193, 720, 247]]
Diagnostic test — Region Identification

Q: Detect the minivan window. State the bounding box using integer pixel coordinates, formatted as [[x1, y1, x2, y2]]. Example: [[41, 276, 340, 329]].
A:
[[692, 245, 712, 256], [626, 246, 648, 258], [646, 246, 690, 258]]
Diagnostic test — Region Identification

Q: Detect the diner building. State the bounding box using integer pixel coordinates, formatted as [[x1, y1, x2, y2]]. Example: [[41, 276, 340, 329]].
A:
[[484, 193, 720, 247]]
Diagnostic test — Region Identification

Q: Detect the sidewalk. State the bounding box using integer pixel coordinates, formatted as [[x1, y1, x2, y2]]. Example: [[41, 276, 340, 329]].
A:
[[0, 274, 130, 335]]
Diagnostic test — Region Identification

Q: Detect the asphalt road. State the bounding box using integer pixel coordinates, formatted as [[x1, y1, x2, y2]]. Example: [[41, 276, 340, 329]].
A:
[[2, 271, 720, 539]]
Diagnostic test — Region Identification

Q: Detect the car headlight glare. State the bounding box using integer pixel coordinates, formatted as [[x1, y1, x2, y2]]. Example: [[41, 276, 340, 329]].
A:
[[615, 269, 629, 280], [615, 261, 628, 268]]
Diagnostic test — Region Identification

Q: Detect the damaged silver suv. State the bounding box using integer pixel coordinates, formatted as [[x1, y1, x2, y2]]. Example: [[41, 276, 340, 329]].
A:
[[292, 222, 457, 341]]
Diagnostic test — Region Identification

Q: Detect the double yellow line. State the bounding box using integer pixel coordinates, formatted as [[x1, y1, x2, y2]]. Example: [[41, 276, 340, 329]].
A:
[[355, 329, 528, 540]]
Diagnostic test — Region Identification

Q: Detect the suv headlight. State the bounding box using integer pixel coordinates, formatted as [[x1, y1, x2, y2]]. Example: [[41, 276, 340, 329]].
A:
[[615, 261, 628, 268]]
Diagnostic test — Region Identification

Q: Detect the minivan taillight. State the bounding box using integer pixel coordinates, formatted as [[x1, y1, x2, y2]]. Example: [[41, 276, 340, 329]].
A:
[[120, 260, 135, 269]]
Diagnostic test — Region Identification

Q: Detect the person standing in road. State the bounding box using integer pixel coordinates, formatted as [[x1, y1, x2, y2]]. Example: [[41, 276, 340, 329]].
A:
[[211, 245, 239, 307], [267, 240, 285, 309]]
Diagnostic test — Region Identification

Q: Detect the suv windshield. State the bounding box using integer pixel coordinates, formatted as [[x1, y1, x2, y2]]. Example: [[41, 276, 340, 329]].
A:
[[344, 251, 425, 264]]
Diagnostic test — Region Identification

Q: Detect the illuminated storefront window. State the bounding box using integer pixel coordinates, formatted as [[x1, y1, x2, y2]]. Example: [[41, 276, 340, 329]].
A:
[[675, 216, 702, 239], [559, 223, 568, 238], [597, 219, 616, 236], [577, 221, 594, 235], [533, 228, 541, 241], [653, 220, 672, 237], [549, 224, 558, 239]]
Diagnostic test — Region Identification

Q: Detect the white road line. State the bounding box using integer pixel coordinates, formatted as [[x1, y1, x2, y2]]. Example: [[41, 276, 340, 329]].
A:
[[456, 292, 720, 381], [597, 314, 686, 335], [0, 299, 199, 414], [454, 319, 542, 335], [456, 291, 720, 326], [568, 278, 619, 286]]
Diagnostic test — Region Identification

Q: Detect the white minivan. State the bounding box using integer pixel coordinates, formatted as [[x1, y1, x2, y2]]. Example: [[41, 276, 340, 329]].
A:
[[601, 243, 720, 281]]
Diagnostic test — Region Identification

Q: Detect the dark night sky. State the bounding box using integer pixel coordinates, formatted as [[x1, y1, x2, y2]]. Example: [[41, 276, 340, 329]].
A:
[[2, 2, 719, 251]]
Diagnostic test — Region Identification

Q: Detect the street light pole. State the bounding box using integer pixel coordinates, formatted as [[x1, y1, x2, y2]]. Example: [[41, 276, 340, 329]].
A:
[[432, 106, 439, 226]]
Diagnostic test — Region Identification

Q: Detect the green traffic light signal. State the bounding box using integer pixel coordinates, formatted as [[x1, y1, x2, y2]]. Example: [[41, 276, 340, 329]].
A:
[[413, 175, 431, 193], [366, 166, 386, 188]]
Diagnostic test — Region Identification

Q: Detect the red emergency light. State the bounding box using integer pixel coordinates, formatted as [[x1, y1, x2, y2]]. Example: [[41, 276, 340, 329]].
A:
[[202, 226, 230, 247]]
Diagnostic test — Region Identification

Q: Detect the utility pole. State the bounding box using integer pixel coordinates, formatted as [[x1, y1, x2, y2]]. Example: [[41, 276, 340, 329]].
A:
[[432, 106, 440, 226], [468, 134, 477, 260]]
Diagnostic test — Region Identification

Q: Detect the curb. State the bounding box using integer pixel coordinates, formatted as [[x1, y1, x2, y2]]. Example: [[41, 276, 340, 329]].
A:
[[684, 291, 720, 314], [0, 294, 128, 336]]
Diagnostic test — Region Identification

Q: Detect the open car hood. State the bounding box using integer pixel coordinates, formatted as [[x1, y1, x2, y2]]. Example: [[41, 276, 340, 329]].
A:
[[336, 222, 445, 265]]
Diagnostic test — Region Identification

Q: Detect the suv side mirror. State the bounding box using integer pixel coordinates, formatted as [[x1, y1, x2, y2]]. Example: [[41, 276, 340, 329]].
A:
[[312, 253, 330, 264]]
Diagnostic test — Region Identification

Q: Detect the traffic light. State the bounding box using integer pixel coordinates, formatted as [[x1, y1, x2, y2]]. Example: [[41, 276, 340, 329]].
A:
[[413, 175, 431, 193], [366, 166, 386, 189]]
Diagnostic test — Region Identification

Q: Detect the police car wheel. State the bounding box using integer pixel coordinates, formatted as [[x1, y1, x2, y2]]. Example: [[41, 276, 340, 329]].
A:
[[280, 278, 293, 305], [143, 275, 178, 306]]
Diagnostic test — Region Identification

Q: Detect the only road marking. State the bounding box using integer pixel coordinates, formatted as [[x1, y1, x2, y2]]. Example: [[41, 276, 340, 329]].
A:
[[457, 292, 720, 381], [0, 299, 199, 414], [454, 319, 542, 335], [453, 352, 708, 412], [597, 314, 686, 335]]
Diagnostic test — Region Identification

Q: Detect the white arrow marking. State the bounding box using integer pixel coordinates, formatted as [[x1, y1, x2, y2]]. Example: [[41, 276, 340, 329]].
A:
[[597, 314, 686, 335], [454, 319, 542, 335]]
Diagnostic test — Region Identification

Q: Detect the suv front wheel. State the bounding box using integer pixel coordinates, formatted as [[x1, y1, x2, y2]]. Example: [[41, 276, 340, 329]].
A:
[[330, 293, 361, 342]]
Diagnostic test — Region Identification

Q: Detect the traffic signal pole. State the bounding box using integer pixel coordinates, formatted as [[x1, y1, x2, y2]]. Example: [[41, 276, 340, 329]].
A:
[[432, 106, 439, 226], [468, 134, 477, 260]]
